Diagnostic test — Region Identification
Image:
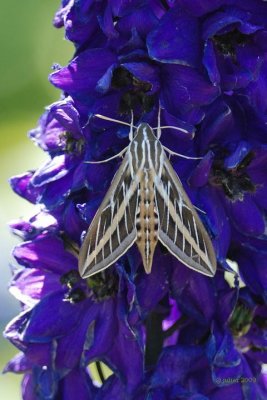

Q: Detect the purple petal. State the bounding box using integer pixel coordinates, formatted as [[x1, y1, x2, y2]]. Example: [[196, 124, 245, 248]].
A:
[[171, 261, 216, 324], [136, 251, 170, 314], [50, 49, 117, 93], [203, 39, 221, 85], [207, 324, 243, 382], [48, 98, 82, 137], [9, 268, 61, 305], [62, 200, 87, 242], [13, 235, 77, 274], [216, 286, 238, 326], [9, 211, 58, 241], [116, 5, 158, 38], [160, 108, 196, 140], [177, 1, 225, 17], [151, 345, 204, 387], [98, 3, 118, 39], [199, 100, 234, 151], [9, 172, 43, 204], [64, 2, 99, 45], [96, 64, 117, 93], [227, 195, 265, 236], [22, 374, 35, 400], [25, 342, 53, 366], [39, 170, 76, 209], [31, 155, 72, 187], [56, 302, 98, 369], [60, 369, 95, 400], [202, 8, 252, 39], [147, 6, 201, 67], [86, 298, 143, 391], [4, 310, 32, 349], [234, 247, 267, 300], [3, 353, 31, 374], [122, 62, 160, 93], [29, 111, 64, 153], [219, 58, 255, 91], [198, 186, 231, 260], [85, 162, 116, 193], [188, 151, 214, 187], [247, 146, 267, 209], [53, 1, 73, 28], [161, 65, 220, 117], [23, 291, 89, 342], [224, 141, 252, 169]]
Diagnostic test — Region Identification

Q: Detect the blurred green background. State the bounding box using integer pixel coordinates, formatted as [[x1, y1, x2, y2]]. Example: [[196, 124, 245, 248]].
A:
[[0, 1, 72, 397]]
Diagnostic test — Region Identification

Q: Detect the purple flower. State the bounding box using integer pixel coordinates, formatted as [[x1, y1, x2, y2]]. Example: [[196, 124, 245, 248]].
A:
[[4, 1, 267, 399]]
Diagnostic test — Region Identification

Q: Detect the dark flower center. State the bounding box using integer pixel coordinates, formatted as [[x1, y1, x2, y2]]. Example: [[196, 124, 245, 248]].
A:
[[61, 270, 87, 303], [60, 131, 85, 154], [230, 301, 267, 354], [60, 270, 81, 288], [88, 271, 119, 301], [210, 151, 256, 202], [18, 313, 31, 334], [111, 67, 155, 115], [64, 287, 87, 303], [160, 0, 170, 11], [213, 28, 249, 58], [229, 302, 253, 337]]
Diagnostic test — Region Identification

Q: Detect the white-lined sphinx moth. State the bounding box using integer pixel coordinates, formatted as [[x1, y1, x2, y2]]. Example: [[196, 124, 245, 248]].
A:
[[79, 116, 216, 278]]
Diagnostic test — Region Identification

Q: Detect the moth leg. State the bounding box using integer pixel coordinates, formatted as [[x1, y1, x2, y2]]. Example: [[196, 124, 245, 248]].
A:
[[129, 110, 134, 141], [94, 113, 136, 128], [193, 205, 206, 214], [84, 147, 128, 164], [162, 146, 203, 160], [157, 105, 162, 139]]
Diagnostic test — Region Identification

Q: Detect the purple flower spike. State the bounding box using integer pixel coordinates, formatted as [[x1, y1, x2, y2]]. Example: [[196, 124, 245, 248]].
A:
[[5, 0, 267, 398]]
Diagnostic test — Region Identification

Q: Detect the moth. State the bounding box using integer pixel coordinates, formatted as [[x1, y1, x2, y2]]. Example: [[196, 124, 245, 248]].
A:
[[79, 112, 216, 278]]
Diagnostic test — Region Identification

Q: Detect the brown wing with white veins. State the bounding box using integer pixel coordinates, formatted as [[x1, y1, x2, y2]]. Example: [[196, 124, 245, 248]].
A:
[[79, 155, 138, 278], [155, 152, 217, 277]]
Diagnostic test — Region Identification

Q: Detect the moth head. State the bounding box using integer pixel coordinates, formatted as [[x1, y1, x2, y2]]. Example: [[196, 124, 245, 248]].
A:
[[133, 123, 158, 141]]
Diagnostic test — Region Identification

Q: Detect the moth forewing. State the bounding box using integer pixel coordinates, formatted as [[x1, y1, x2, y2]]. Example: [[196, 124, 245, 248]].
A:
[[78, 154, 138, 278], [79, 121, 217, 278], [155, 153, 216, 277]]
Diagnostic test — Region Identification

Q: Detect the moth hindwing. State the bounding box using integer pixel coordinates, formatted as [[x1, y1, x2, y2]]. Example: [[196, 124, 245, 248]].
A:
[[79, 123, 217, 278]]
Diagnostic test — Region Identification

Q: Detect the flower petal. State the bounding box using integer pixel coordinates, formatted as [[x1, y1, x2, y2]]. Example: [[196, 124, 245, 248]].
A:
[[227, 195, 265, 236], [50, 49, 117, 93], [147, 6, 201, 67], [10, 268, 61, 306], [23, 291, 89, 342], [13, 235, 77, 274]]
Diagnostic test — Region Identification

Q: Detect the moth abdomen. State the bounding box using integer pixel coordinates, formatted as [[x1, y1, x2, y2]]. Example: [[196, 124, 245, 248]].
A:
[[135, 169, 159, 273]]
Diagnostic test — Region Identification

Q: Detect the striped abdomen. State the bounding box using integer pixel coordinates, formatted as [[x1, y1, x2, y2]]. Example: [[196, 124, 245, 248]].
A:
[[136, 169, 158, 273]]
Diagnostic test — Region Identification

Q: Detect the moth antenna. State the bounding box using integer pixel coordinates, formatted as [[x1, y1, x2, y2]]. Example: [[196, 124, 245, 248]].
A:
[[94, 114, 136, 129], [84, 147, 127, 164], [154, 126, 194, 139], [157, 106, 162, 139], [163, 146, 203, 160], [129, 110, 134, 141], [194, 205, 206, 214]]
